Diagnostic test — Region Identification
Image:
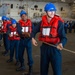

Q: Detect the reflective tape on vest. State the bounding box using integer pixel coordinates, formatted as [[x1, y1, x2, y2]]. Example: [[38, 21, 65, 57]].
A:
[[42, 28, 51, 36]]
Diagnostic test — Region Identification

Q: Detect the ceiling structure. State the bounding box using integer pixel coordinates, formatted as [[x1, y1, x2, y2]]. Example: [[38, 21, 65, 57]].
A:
[[18, 0, 75, 3], [0, 0, 75, 3]]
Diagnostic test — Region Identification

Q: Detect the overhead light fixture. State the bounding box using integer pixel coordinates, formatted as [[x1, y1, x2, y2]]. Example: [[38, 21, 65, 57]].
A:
[[61, 0, 65, 2], [74, 1, 75, 3]]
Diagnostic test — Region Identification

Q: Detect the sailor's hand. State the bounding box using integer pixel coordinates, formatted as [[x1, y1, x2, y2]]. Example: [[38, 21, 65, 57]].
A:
[[32, 38, 38, 46], [14, 34, 19, 37], [57, 43, 63, 50], [9, 34, 13, 37]]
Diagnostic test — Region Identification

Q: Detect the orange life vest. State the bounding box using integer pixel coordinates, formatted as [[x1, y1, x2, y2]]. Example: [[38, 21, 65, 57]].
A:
[[2, 21, 11, 33], [39, 15, 64, 44], [8, 26, 20, 40], [7, 20, 11, 25], [19, 19, 32, 33], [2, 21, 7, 33]]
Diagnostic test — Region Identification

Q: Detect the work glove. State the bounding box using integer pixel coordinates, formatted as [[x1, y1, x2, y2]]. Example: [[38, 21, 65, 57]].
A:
[[22, 32, 30, 38], [14, 34, 19, 37]]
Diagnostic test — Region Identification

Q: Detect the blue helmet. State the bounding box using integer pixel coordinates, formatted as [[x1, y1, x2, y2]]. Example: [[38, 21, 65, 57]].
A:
[[11, 19, 17, 24], [44, 3, 56, 12], [6, 17, 10, 20], [20, 10, 27, 17], [2, 16, 7, 21]]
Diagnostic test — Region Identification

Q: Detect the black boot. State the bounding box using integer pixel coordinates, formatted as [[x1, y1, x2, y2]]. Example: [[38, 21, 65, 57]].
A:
[[2, 51, 6, 54], [3, 51, 9, 56], [27, 66, 33, 75], [4, 52, 9, 56], [22, 66, 33, 75], [15, 61, 20, 66], [7, 59, 13, 63], [16, 63, 25, 71]]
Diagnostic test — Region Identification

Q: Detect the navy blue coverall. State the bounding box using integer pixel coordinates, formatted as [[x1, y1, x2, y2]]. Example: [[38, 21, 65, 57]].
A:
[[7, 23, 22, 62], [18, 38, 33, 67], [3, 31, 10, 54], [18, 24, 34, 68], [31, 21, 67, 75]]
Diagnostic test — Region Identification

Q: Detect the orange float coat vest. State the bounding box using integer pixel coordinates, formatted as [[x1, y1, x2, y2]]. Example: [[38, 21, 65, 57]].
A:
[[19, 19, 32, 33], [2, 21, 11, 33], [39, 15, 64, 44], [8, 26, 20, 40]]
